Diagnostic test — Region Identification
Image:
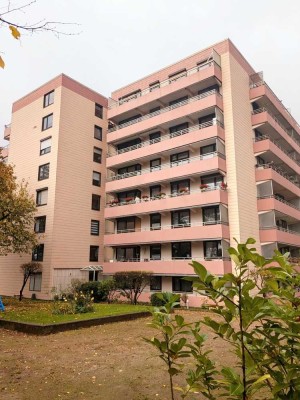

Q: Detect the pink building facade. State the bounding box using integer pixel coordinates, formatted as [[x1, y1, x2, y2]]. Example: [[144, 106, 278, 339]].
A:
[[1, 39, 300, 304]]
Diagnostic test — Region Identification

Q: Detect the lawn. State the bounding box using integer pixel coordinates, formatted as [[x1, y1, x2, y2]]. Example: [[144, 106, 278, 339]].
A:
[[0, 297, 150, 324]]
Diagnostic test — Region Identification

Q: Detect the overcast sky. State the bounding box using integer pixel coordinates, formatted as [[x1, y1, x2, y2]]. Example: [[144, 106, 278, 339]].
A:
[[1, 0, 300, 146]]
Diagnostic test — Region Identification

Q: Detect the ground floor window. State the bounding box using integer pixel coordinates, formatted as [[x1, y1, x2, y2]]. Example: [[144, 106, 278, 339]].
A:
[[29, 273, 42, 291], [89, 271, 99, 281], [150, 276, 162, 291], [172, 276, 193, 293]]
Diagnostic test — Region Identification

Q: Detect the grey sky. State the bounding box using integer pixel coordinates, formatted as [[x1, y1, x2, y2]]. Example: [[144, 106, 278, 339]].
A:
[[1, 0, 300, 147]]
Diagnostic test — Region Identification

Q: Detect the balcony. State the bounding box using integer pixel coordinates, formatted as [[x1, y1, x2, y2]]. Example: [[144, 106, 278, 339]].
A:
[[105, 188, 228, 218], [106, 152, 226, 192], [260, 226, 300, 247], [250, 80, 300, 139], [258, 195, 300, 221], [253, 135, 300, 175], [4, 124, 11, 140], [255, 164, 300, 197], [104, 221, 230, 246], [252, 108, 300, 153], [0, 145, 9, 160], [108, 60, 222, 115], [107, 91, 223, 143], [106, 120, 224, 167], [103, 258, 232, 276]]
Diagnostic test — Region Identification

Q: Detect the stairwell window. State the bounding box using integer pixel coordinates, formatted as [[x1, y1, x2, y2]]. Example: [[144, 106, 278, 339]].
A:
[[40, 137, 52, 156], [89, 246, 99, 262], [95, 103, 103, 118], [43, 90, 54, 108], [92, 171, 101, 187], [32, 244, 44, 261], [91, 194, 101, 210], [34, 216, 46, 233], [38, 163, 50, 181], [42, 114, 53, 131], [36, 188, 48, 206], [29, 273, 42, 291], [94, 125, 102, 141], [93, 147, 102, 163], [91, 220, 100, 236]]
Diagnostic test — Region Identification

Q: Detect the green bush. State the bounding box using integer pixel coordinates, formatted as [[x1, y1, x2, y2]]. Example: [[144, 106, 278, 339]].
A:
[[78, 281, 107, 303], [150, 292, 180, 307]]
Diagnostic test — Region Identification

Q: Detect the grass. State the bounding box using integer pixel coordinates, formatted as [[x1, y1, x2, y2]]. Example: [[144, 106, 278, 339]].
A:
[[0, 297, 150, 324]]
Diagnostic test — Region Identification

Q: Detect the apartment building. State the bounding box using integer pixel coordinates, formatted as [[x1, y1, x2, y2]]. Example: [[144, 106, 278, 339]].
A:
[[0, 74, 107, 299], [1, 39, 300, 303], [103, 39, 300, 305]]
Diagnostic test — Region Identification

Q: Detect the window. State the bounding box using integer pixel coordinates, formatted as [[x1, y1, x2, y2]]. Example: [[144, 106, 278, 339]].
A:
[[42, 114, 53, 131], [116, 247, 140, 261], [204, 241, 222, 259], [93, 147, 102, 163], [29, 273, 42, 291], [40, 137, 51, 155], [276, 219, 288, 230], [200, 144, 216, 158], [89, 271, 99, 281], [92, 171, 101, 186], [150, 276, 162, 291], [172, 277, 193, 293], [38, 163, 50, 181], [150, 245, 161, 260], [34, 216, 46, 233], [117, 190, 141, 203], [149, 81, 160, 92], [43, 91, 54, 107], [150, 106, 161, 115], [118, 164, 141, 176], [150, 213, 161, 230], [198, 84, 219, 96], [90, 246, 99, 262], [203, 206, 220, 224], [92, 194, 101, 210], [150, 185, 161, 198], [169, 69, 187, 83], [149, 131, 161, 144], [32, 244, 44, 261], [171, 179, 190, 195], [172, 210, 190, 228], [198, 113, 215, 126], [95, 103, 103, 118], [201, 174, 223, 189], [170, 151, 189, 167], [150, 158, 161, 172], [172, 242, 191, 259], [94, 125, 102, 141], [117, 138, 141, 152], [36, 188, 48, 206], [119, 114, 141, 126], [169, 122, 189, 138], [169, 96, 188, 108], [117, 217, 135, 233], [91, 220, 100, 236]]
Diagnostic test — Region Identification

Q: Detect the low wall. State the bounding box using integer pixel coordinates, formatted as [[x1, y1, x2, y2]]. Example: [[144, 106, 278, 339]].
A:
[[0, 311, 151, 335]]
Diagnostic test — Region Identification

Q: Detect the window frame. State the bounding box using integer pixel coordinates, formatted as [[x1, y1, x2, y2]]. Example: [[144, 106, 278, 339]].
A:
[[150, 213, 161, 230], [117, 217, 135, 233], [150, 244, 161, 260], [149, 131, 161, 144], [204, 240, 223, 259], [202, 206, 220, 225], [92, 171, 101, 187], [43, 90, 54, 108], [171, 209, 191, 228], [171, 179, 190, 195], [38, 163, 50, 181], [171, 242, 191, 259], [42, 114, 53, 131], [170, 151, 190, 167], [150, 158, 161, 172], [34, 216, 46, 233], [32, 244, 44, 262], [172, 276, 193, 293], [150, 276, 162, 291], [36, 188, 48, 206], [95, 103, 103, 119], [91, 220, 100, 236], [40, 136, 52, 156], [150, 185, 161, 198], [89, 246, 99, 262], [29, 272, 42, 291], [94, 125, 103, 141], [91, 194, 101, 211], [93, 147, 102, 163]]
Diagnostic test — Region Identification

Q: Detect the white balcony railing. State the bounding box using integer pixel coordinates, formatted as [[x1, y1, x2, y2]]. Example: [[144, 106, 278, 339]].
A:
[[252, 107, 300, 149], [254, 135, 300, 167], [107, 151, 225, 182], [105, 256, 230, 262], [107, 119, 223, 157], [260, 225, 300, 237], [108, 89, 221, 133], [255, 164, 300, 188], [109, 60, 220, 109], [257, 195, 300, 212], [106, 220, 228, 235]]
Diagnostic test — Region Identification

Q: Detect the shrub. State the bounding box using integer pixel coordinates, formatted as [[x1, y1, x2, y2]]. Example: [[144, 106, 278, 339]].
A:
[[74, 291, 94, 313], [150, 292, 180, 307], [77, 281, 107, 303]]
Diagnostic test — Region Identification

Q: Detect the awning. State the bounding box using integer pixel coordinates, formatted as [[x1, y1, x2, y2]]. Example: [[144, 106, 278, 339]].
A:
[[80, 265, 103, 271]]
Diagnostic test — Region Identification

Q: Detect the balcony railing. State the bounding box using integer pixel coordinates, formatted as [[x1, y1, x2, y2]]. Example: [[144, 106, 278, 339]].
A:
[[106, 186, 226, 207], [252, 107, 300, 149], [108, 89, 221, 132], [250, 80, 300, 133], [257, 195, 300, 212], [107, 151, 225, 182], [106, 220, 228, 234], [109, 60, 220, 109], [255, 164, 300, 188], [105, 256, 230, 262], [260, 225, 300, 237], [254, 135, 300, 167], [107, 119, 223, 157]]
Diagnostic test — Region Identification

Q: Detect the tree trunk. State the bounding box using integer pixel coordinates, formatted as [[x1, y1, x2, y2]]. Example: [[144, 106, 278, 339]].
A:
[[19, 278, 28, 301]]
